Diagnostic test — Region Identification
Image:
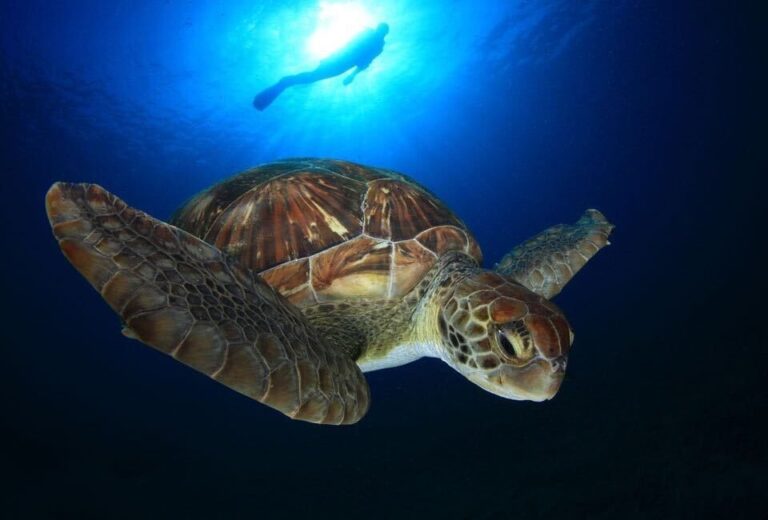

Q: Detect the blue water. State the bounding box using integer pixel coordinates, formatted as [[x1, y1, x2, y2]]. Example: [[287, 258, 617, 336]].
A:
[[2, 0, 765, 517]]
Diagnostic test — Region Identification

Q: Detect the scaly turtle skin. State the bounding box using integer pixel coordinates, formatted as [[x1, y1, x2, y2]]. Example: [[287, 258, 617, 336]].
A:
[[45, 159, 613, 425]]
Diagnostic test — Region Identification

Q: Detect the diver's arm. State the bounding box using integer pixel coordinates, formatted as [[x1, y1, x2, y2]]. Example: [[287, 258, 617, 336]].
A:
[[340, 30, 385, 85], [342, 56, 374, 85], [345, 54, 374, 81]]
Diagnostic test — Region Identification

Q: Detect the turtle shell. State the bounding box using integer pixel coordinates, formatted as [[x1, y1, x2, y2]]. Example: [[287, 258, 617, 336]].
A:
[[172, 159, 482, 306]]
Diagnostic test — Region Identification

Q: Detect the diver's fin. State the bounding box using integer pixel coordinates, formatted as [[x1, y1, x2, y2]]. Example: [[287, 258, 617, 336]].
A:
[[495, 209, 614, 299], [253, 81, 286, 111]]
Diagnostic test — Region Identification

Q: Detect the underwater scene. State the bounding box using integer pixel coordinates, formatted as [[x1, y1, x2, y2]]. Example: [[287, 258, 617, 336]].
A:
[[2, 0, 765, 517]]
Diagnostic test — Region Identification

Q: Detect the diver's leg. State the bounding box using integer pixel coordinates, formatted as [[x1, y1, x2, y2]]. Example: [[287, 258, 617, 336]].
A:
[[253, 61, 353, 110], [253, 77, 291, 111], [283, 57, 353, 86], [284, 63, 345, 85], [253, 71, 322, 110], [313, 61, 352, 81]]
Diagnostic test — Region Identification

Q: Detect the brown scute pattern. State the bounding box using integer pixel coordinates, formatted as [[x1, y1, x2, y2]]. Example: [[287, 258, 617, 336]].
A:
[[171, 160, 315, 238], [315, 160, 416, 185], [416, 225, 482, 263], [416, 225, 466, 252], [46, 182, 370, 425], [364, 179, 465, 241], [205, 172, 365, 272], [495, 209, 614, 299], [171, 159, 480, 304], [390, 240, 437, 297], [452, 270, 508, 299], [489, 297, 528, 323], [316, 160, 389, 183], [523, 315, 561, 359], [311, 236, 392, 301], [466, 237, 483, 262], [171, 158, 383, 240], [259, 259, 315, 306]]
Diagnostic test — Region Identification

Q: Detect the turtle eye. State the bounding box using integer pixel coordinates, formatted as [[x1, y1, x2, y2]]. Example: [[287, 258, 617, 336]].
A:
[[497, 329, 519, 359], [496, 322, 533, 361]]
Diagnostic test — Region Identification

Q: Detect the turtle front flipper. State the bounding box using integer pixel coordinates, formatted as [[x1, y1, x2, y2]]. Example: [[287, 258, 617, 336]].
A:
[[45, 183, 370, 425], [495, 209, 614, 299]]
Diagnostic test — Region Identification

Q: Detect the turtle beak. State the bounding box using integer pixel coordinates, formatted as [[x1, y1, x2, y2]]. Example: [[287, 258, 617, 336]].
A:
[[468, 356, 566, 401]]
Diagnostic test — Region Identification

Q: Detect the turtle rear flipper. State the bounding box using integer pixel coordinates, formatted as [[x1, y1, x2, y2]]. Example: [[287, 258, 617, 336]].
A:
[[45, 182, 370, 425], [495, 209, 614, 299]]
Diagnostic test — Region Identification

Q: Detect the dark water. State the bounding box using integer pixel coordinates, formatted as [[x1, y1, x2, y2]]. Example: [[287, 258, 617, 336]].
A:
[[2, 1, 765, 517]]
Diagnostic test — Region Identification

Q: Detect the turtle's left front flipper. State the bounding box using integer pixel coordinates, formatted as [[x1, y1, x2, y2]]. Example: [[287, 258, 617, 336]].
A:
[[45, 183, 370, 425], [495, 209, 614, 299]]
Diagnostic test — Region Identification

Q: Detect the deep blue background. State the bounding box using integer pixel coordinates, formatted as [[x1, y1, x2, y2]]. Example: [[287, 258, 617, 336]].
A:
[[2, 1, 765, 517]]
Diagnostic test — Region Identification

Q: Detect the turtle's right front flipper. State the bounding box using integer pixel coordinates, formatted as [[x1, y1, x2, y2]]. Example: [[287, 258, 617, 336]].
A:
[[45, 183, 370, 425], [495, 209, 614, 299]]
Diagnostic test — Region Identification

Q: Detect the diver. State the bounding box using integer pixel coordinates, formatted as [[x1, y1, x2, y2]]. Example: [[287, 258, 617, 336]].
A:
[[253, 23, 389, 111]]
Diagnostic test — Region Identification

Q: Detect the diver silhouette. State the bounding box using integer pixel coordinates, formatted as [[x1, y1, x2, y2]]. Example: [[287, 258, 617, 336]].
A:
[[253, 23, 389, 111]]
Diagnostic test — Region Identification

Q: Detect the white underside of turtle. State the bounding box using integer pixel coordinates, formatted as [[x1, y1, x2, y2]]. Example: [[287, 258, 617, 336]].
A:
[[357, 341, 437, 373]]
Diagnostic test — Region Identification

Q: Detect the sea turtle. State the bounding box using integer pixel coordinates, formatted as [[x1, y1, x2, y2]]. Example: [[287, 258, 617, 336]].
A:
[[45, 159, 613, 425]]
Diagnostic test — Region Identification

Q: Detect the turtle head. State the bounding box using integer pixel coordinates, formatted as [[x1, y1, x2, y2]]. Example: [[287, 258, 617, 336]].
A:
[[437, 271, 573, 401]]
